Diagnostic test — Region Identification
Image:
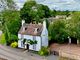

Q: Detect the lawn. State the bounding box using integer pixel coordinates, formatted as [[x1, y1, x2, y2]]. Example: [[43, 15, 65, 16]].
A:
[[0, 34, 6, 45]]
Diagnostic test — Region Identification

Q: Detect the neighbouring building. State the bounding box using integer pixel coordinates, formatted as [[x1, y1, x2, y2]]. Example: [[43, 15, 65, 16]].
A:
[[18, 20, 48, 51]]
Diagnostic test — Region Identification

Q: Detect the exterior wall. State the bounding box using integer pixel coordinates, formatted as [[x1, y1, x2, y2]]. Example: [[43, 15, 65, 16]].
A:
[[41, 28, 48, 47], [18, 34, 24, 48], [35, 36, 41, 51], [18, 34, 41, 51], [24, 35, 34, 50], [18, 34, 21, 39]]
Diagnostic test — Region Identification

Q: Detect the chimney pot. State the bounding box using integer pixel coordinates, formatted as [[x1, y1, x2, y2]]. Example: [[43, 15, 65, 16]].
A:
[[22, 20, 25, 26]]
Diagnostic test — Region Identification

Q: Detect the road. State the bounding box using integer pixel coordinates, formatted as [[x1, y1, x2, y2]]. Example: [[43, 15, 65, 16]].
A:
[[0, 44, 58, 60], [0, 45, 46, 60]]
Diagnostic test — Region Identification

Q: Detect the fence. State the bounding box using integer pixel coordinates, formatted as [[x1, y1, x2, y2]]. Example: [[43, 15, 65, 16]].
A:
[[59, 50, 80, 60]]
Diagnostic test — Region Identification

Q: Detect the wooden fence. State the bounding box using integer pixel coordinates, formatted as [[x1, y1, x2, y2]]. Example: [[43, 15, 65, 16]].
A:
[[59, 50, 80, 60]]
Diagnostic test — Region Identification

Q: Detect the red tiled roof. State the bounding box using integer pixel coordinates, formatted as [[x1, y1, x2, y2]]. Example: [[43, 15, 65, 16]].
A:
[[18, 23, 43, 36]]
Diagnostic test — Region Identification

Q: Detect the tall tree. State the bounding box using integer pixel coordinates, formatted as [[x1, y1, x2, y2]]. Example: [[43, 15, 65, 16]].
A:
[[49, 19, 68, 43], [20, 0, 51, 23], [1, 10, 21, 45]]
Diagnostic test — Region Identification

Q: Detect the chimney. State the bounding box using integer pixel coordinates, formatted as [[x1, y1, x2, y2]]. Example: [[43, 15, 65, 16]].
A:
[[22, 27, 25, 33], [43, 20, 46, 29], [22, 20, 25, 26]]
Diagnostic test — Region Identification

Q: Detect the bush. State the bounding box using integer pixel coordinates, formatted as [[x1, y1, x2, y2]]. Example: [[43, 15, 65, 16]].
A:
[[38, 47, 49, 56], [27, 40, 37, 45], [10, 42, 18, 48], [6, 34, 18, 45]]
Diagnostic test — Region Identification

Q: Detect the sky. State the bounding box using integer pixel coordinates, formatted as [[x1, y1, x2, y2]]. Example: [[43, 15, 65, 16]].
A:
[[14, 0, 80, 11]]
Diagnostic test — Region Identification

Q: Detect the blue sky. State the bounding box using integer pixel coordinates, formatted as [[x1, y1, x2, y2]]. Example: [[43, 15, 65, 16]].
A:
[[14, 0, 80, 11]]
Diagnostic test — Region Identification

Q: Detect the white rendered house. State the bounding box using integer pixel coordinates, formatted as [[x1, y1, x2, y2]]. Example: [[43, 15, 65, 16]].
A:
[[18, 20, 48, 51]]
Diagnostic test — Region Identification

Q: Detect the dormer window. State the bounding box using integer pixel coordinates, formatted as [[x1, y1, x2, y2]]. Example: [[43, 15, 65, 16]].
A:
[[25, 27, 27, 30], [37, 28, 39, 31], [34, 28, 39, 34]]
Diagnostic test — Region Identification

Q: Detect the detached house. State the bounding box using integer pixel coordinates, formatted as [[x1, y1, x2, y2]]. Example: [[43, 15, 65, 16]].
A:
[[18, 20, 48, 51]]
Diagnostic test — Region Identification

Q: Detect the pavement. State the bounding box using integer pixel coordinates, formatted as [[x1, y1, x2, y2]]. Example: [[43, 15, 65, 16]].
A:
[[0, 45, 58, 60], [47, 55, 58, 60]]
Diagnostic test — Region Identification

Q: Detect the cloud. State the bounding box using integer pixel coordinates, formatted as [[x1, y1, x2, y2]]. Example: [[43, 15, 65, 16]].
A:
[[15, 0, 80, 11]]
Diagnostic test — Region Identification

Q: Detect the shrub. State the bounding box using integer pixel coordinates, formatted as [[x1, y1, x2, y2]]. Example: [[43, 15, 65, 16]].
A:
[[10, 42, 18, 48], [27, 40, 37, 45], [6, 34, 18, 45], [38, 47, 49, 56]]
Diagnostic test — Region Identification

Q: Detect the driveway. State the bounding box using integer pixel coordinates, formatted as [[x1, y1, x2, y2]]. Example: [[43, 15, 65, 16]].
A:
[[0, 45, 58, 60]]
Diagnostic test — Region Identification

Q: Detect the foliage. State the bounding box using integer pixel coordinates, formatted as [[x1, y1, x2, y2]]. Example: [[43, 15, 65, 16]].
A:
[[27, 39, 37, 45], [0, 10, 21, 45], [66, 12, 80, 40], [23, 39, 26, 44], [6, 34, 18, 45], [20, 1, 51, 23], [51, 10, 70, 17], [45, 19, 50, 29], [10, 42, 18, 48], [49, 19, 68, 43], [23, 39, 37, 45], [0, 34, 6, 45], [1, 10, 21, 35], [38, 47, 49, 56], [49, 11, 80, 43]]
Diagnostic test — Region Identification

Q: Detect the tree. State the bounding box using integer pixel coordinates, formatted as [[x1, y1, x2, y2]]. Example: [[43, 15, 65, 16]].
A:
[[50, 10, 56, 17], [20, 1, 51, 23], [49, 19, 68, 43], [49, 11, 80, 44], [1, 10, 21, 35], [1, 10, 21, 45], [66, 12, 80, 40]]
